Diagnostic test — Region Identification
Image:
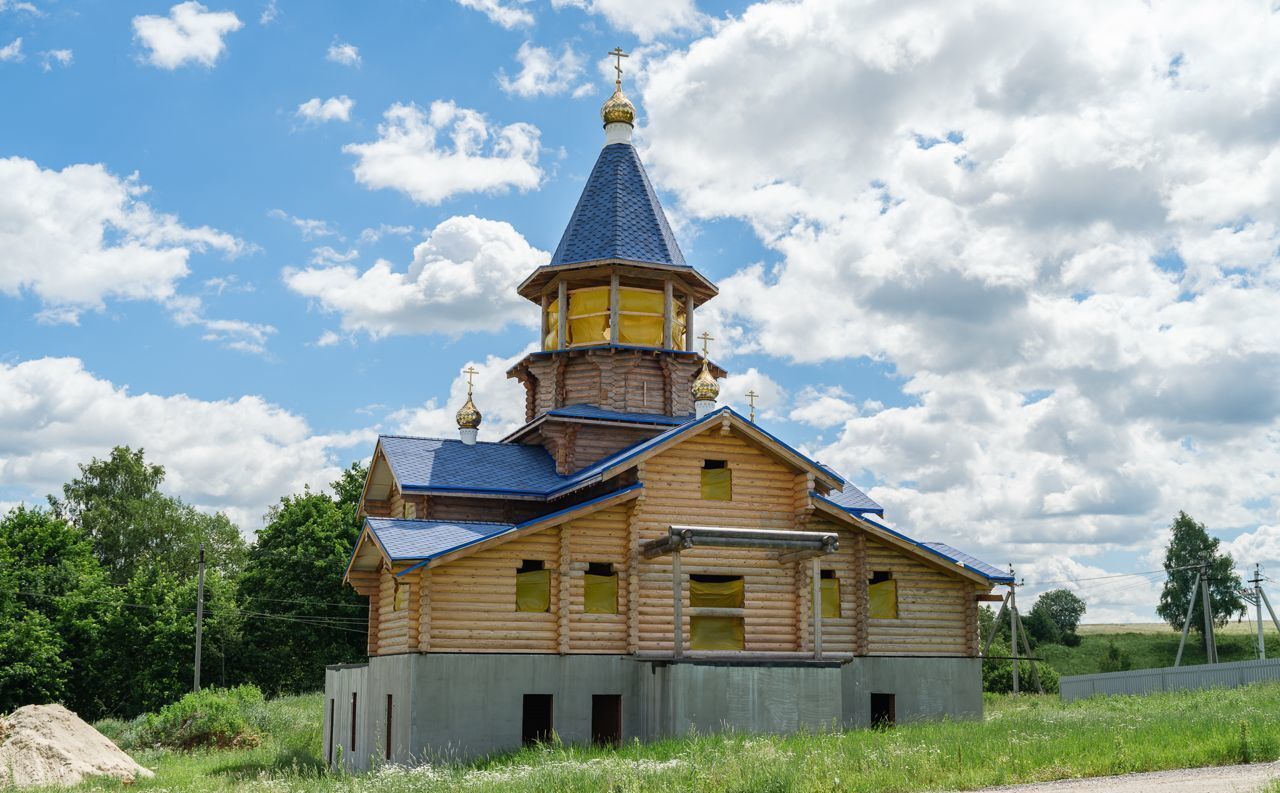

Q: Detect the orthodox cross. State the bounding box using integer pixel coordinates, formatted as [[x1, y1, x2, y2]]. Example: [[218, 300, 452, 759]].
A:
[[463, 366, 478, 395], [698, 331, 714, 357], [746, 390, 759, 422], [608, 47, 629, 84]]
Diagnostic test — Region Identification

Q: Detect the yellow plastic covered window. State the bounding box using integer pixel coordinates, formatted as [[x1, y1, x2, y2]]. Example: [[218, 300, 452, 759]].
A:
[[567, 287, 610, 347], [516, 561, 551, 613], [673, 302, 687, 350], [584, 563, 618, 614], [700, 461, 731, 501], [544, 297, 560, 350], [690, 575, 744, 650], [618, 287, 665, 346], [868, 575, 897, 619], [820, 573, 841, 618]]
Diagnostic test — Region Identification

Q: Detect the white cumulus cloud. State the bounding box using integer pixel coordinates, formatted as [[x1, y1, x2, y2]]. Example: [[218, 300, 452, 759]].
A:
[[0, 357, 366, 530], [498, 42, 585, 97], [455, 0, 533, 29], [296, 95, 354, 123], [552, 0, 703, 41], [0, 37, 22, 62], [0, 156, 245, 321], [390, 345, 535, 442], [634, 0, 1280, 586], [326, 40, 360, 67], [283, 214, 545, 338], [132, 2, 243, 69], [344, 101, 543, 205]]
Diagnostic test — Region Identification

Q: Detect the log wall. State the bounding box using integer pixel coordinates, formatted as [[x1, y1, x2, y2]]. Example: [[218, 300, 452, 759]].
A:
[[864, 538, 971, 656]]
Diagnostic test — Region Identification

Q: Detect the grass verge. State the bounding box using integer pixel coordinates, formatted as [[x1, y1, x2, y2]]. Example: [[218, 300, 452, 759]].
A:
[[51, 682, 1280, 793]]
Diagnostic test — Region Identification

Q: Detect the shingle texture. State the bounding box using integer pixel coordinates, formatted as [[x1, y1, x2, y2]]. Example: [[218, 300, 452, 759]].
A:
[[549, 143, 687, 267], [380, 436, 564, 495], [366, 517, 513, 560], [825, 483, 884, 514], [921, 542, 1014, 582]]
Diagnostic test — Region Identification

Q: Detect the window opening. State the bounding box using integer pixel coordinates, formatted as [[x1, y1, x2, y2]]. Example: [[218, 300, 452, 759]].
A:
[[517, 560, 551, 612], [522, 694, 554, 745], [700, 460, 732, 500], [868, 571, 897, 619], [820, 569, 841, 618], [584, 562, 618, 614], [871, 693, 896, 728], [690, 574, 744, 650]]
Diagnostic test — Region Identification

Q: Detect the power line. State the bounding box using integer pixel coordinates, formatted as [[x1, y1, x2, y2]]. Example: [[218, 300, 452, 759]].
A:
[[1027, 563, 1199, 588]]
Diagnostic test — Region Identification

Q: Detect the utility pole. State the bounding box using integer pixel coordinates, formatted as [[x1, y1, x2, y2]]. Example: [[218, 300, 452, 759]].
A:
[[1199, 561, 1218, 664], [1174, 566, 1202, 667], [1009, 566, 1019, 695], [194, 544, 205, 692], [1252, 564, 1266, 660]]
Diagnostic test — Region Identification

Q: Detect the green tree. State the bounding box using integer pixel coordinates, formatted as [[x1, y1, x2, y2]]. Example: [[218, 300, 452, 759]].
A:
[[50, 446, 246, 584], [1030, 589, 1087, 644], [101, 566, 242, 716], [1099, 639, 1132, 673], [235, 463, 369, 696], [0, 506, 119, 716], [1156, 511, 1244, 633]]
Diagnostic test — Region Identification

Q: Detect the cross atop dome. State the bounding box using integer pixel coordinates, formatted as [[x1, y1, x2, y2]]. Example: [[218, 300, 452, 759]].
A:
[[601, 46, 636, 134]]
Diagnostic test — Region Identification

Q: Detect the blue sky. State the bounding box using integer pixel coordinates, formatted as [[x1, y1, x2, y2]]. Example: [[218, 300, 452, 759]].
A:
[[3, 0, 1279, 622]]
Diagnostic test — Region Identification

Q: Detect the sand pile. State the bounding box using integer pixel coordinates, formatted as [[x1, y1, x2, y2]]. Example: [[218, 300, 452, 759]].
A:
[[0, 703, 154, 788]]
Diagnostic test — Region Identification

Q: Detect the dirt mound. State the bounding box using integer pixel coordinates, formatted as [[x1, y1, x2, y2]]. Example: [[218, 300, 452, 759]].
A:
[[0, 703, 154, 788]]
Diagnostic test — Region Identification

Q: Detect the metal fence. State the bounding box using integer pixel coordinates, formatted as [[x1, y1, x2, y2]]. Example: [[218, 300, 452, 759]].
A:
[[1059, 657, 1280, 701]]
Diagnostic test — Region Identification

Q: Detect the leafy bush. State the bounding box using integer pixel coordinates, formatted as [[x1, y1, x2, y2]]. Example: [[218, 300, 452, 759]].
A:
[[983, 659, 1060, 694], [1099, 639, 1133, 672], [138, 685, 265, 750]]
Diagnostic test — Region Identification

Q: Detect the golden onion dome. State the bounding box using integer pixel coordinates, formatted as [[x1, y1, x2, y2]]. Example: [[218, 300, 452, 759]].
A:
[[691, 359, 720, 402], [455, 394, 482, 430], [601, 83, 636, 127]]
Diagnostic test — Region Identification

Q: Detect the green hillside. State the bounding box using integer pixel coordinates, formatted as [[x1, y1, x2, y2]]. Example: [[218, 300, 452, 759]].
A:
[[1037, 628, 1280, 677]]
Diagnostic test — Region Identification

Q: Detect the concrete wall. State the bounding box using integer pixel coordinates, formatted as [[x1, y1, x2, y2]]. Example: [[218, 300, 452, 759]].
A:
[[1060, 657, 1280, 702], [841, 657, 983, 727], [324, 653, 985, 768]]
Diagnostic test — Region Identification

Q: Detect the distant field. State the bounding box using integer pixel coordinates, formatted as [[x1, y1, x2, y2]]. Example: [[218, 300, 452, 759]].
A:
[[1079, 622, 1271, 636], [68, 683, 1280, 793], [1037, 626, 1279, 678]]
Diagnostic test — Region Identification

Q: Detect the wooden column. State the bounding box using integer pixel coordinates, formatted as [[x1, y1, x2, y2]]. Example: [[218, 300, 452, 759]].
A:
[[663, 279, 674, 349], [540, 293, 549, 350], [672, 548, 683, 659], [609, 273, 620, 345], [557, 280, 568, 350], [812, 556, 822, 660], [684, 293, 695, 352], [417, 569, 431, 652]]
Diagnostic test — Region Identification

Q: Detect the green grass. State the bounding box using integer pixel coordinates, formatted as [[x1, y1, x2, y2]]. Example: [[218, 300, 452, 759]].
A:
[[1038, 630, 1280, 677], [43, 682, 1280, 793]]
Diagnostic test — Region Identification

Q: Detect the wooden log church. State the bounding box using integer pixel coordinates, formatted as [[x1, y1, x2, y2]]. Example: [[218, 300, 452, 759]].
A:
[[324, 61, 1012, 770]]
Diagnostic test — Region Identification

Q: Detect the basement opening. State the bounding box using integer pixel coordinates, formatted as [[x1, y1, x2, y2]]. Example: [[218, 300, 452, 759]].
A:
[[871, 693, 896, 729], [591, 694, 622, 747], [522, 694, 554, 745]]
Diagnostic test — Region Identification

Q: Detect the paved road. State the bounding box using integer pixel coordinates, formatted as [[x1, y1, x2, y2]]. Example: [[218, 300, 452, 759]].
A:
[[967, 762, 1280, 792]]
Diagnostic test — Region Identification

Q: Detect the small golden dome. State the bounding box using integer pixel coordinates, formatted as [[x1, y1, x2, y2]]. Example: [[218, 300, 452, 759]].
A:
[[456, 394, 482, 430], [601, 83, 636, 127], [691, 358, 719, 402]]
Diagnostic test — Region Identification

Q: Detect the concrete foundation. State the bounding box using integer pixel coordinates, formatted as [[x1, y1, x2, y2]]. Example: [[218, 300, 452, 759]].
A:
[[323, 653, 982, 770]]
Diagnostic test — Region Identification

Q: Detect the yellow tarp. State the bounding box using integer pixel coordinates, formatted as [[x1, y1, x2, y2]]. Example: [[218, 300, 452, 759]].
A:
[[544, 298, 559, 349], [820, 578, 841, 618], [673, 303, 687, 349], [690, 577, 743, 608], [516, 569, 551, 612], [690, 616, 744, 651], [618, 314, 663, 346], [618, 287, 664, 314], [584, 573, 618, 614], [568, 286, 610, 314], [569, 315, 609, 345], [700, 468, 732, 501], [868, 579, 897, 619]]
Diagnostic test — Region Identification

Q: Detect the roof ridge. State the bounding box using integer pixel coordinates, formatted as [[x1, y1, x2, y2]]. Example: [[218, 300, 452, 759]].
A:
[[379, 433, 512, 446]]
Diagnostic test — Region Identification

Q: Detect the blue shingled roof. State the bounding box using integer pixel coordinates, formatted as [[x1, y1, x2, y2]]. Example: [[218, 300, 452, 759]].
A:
[[379, 435, 564, 496], [921, 542, 1014, 583], [546, 405, 693, 426], [365, 517, 513, 561], [549, 143, 686, 267], [824, 482, 884, 515]]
